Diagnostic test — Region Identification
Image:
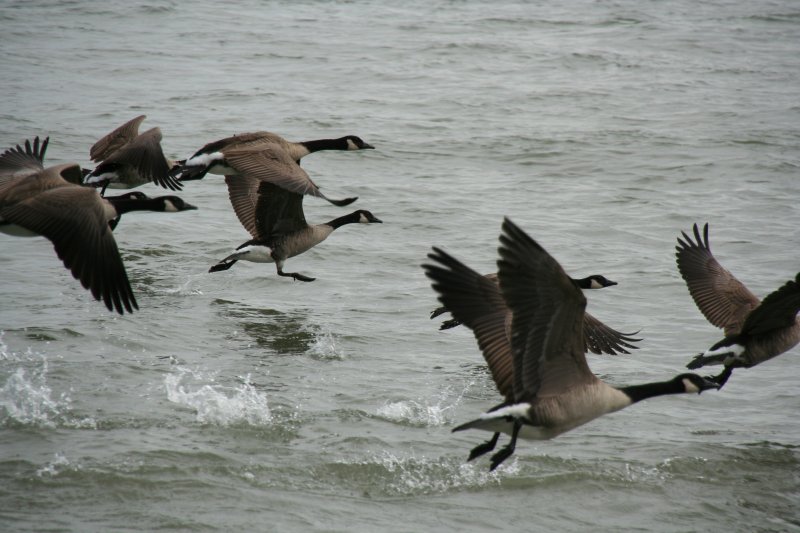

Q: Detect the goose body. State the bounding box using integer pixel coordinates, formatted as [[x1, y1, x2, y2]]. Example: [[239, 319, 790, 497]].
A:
[[0, 138, 137, 314], [83, 115, 183, 191], [178, 131, 374, 182], [430, 271, 640, 355], [424, 219, 717, 470], [676, 223, 800, 387]]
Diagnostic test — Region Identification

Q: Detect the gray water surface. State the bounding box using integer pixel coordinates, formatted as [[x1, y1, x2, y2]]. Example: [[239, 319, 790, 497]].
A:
[[1, 1, 799, 531]]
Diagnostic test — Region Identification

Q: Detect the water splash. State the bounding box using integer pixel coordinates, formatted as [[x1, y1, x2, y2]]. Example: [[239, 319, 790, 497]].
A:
[[307, 327, 344, 361], [35, 452, 74, 478], [368, 451, 509, 495], [164, 367, 271, 426], [0, 334, 95, 429], [376, 383, 468, 427]]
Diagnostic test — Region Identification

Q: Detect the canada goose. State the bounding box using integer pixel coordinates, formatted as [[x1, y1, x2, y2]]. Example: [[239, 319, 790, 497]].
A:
[[178, 131, 374, 182], [103, 192, 197, 230], [83, 115, 183, 192], [676, 223, 800, 387], [209, 175, 382, 281], [1, 136, 197, 229], [430, 272, 640, 355], [423, 218, 717, 470], [0, 143, 137, 314]]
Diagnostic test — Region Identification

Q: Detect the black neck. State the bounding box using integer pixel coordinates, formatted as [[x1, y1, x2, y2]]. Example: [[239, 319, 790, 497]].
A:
[[300, 137, 348, 153], [106, 197, 164, 214], [619, 379, 685, 404], [326, 211, 361, 229], [573, 276, 595, 289]]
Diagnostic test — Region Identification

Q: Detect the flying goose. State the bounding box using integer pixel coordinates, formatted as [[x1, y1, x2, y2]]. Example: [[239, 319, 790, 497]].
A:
[[83, 115, 183, 192], [430, 271, 641, 355], [0, 141, 137, 314], [103, 191, 197, 230], [676, 223, 800, 388], [208, 170, 382, 281], [178, 131, 374, 183], [423, 218, 717, 470]]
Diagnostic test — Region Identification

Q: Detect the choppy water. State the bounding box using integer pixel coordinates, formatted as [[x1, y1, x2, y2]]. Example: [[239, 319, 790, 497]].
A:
[[1, 1, 799, 531]]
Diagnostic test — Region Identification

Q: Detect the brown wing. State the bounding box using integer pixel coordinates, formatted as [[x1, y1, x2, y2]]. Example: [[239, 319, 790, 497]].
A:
[[224, 174, 262, 238], [188, 131, 288, 159], [423, 247, 515, 400], [0, 185, 137, 314], [223, 144, 355, 206], [253, 181, 307, 240], [100, 127, 181, 190], [742, 273, 800, 336], [497, 218, 595, 401], [0, 163, 83, 205], [0, 137, 48, 181], [676, 223, 760, 335], [90, 115, 146, 162], [582, 312, 641, 355]]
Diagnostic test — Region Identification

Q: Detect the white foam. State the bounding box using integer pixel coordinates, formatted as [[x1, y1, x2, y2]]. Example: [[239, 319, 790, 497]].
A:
[[369, 451, 512, 495], [164, 367, 271, 426]]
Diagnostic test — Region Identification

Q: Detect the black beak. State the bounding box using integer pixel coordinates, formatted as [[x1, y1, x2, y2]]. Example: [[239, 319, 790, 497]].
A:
[[362, 143, 375, 149], [698, 376, 721, 393]]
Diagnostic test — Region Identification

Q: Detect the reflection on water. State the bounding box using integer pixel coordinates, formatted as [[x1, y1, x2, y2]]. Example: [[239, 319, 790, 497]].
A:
[[212, 299, 317, 354]]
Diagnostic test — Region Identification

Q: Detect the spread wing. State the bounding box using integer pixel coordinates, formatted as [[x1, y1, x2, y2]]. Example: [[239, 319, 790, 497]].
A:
[[223, 144, 356, 207], [0, 137, 49, 182], [90, 115, 146, 162], [423, 248, 515, 400], [676, 223, 760, 335], [497, 218, 594, 401], [224, 174, 262, 238], [99, 127, 181, 191], [0, 185, 137, 314], [582, 312, 641, 355], [253, 181, 307, 240], [742, 273, 800, 336]]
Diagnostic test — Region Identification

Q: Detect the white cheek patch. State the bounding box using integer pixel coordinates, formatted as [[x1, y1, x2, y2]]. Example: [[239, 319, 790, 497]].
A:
[[163, 200, 179, 213], [346, 139, 358, 150], [682, 378, 700, 394], [359, 213, 369, 223], [590, 279, 603, 289]]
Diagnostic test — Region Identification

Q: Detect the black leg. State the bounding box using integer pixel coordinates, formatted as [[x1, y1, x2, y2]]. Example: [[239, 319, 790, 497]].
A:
[[209, 259, 237, 273], [708, 366, 734, 389], [277, 267, 315, 282], [687, 352, 730, 370], [467, 433, 500, 461], [490, 420, 521, 471]]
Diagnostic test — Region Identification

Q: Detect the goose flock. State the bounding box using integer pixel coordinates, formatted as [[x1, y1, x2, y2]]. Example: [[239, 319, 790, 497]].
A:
[[2, 116, 798, 471]]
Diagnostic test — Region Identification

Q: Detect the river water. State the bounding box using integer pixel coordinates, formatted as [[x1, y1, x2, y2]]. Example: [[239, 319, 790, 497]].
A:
[[1, 1, 799, 531]]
